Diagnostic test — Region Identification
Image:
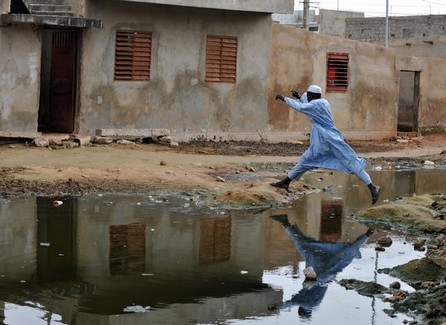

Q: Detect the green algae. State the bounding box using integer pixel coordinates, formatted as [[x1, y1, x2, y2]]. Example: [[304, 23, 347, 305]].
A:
[[356, 194, 446, 234]]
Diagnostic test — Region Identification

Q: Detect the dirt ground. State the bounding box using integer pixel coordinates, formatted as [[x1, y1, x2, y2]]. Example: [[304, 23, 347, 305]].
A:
[[1, 134, 446, 203]]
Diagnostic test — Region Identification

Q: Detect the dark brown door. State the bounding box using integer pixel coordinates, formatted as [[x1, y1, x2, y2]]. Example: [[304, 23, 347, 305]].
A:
[[48, 31, 77, 133], [398, 70, 420, 133]]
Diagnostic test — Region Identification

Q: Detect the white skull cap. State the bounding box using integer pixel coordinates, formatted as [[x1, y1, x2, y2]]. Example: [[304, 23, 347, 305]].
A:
[[307, 85, 322, 94]]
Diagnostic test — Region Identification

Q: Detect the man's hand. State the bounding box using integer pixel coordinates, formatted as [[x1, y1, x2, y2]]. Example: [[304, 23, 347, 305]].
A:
[[291, 90, 300, 99], [275, 94, 285, 101]]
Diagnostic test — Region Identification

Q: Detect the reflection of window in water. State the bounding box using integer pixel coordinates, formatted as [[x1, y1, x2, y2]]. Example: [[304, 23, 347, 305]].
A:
[[199, 217, 231, 264], [320, 199, 343, 242], [109, 223, 146, 275]]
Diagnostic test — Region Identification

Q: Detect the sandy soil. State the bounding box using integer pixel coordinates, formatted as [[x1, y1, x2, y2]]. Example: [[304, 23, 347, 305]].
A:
[[1, 134, 446, 206]]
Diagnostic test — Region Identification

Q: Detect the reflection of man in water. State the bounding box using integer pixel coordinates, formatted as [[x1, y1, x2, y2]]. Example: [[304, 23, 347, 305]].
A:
[[270, 215, 373, 316]]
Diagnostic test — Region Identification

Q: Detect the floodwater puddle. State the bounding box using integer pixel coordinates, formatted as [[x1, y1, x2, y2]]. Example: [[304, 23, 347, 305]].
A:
[[0, 168, 445, 324]]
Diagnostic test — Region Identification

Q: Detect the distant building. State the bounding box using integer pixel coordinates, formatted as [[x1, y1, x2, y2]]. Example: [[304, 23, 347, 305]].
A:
[[272, 9, 364, 36], [272, 9, 319, 31], [345, 15, 446, 45], [318, 9, 364, 37]]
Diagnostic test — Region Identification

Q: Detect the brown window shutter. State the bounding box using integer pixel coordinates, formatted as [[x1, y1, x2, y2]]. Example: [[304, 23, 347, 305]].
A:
[[205, 35, 237, 83], [114, 30, 151, 81], [326, 53, 349, 92]]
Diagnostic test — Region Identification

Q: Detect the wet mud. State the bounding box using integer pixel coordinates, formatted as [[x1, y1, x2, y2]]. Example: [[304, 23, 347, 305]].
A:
[[1, 136, 446, 324], [353, 193, 446, 325]]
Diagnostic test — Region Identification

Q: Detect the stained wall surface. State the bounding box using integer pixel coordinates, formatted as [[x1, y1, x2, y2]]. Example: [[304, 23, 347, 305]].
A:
[[0, 21, 40, 134], [268, 24, 399, 140], [78, 2, 274, 141], [3, 1, 445, 141]]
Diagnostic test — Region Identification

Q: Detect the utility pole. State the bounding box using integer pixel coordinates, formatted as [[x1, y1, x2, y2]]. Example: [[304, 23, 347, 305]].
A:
[[303, 0, 309, 30], [385, 0, 389, 47]]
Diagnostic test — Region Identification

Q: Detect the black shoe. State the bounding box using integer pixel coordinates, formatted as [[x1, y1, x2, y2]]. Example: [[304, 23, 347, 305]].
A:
[[371, 186, 381, 205], [270, 181, 289, 190]]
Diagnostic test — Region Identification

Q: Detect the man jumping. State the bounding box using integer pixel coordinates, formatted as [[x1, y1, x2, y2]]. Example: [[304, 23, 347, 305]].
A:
[[273, 85, 381, 205]]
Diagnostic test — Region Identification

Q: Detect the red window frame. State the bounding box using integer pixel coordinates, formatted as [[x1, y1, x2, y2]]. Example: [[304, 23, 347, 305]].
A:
[[326, 53, 349, 92]]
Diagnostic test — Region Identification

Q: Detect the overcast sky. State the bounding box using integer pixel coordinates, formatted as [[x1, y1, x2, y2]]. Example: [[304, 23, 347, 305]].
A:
[[295, 0, 446, 17]]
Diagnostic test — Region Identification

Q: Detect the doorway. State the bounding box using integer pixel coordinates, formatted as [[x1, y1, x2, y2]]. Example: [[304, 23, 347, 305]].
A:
[[38, 29, 79, 133], [397, 70, 420, 133]]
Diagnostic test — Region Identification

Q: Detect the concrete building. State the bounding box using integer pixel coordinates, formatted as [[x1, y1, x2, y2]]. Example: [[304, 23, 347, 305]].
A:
[[1, 0, 294, 142], [345, 14, 446, 45], [272, 9, 320, 32], [272, 9, 364, 36], [268, 25, 399, 140], [1, 1, 445, 143], [344, 14, 446, 134]]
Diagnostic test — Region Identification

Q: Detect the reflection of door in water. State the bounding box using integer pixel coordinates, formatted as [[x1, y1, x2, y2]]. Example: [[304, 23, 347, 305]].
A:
[[398, 71, 420, 133], [36, 197, 77, 281], [38, 30, 77, 133], [320, 199, 343, 242]]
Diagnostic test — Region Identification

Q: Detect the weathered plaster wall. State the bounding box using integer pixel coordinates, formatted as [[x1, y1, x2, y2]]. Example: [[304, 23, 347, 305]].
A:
[[0, 1, 8, 13], [391, 35, 446, 58], [0, 24, 40, 134], [397, 56, 446, 134], [3, 1, 440, 141], [113, 0, 294, 14], [268, 24, 399, 141], [79, 2, 273, 141], [318, 9, 364, 37]]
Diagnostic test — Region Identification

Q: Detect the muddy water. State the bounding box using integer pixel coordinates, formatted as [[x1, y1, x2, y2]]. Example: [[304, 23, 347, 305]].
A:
[[0, 168, 445, 325]]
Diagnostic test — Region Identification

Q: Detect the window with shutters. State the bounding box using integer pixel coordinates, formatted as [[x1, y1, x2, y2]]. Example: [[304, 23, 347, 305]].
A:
[[326, 53, 349, 92], [205, 35, 237, 83], [114, 30, 151, 81]]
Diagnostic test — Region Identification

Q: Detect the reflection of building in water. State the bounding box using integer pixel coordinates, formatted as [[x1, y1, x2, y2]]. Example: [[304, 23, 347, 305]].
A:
[[199, 217, 231, 264], [36, 197, 77, 282], [320, 198, 343, 242], [109, 223, 146, 275], [0, 196, 281, 324]]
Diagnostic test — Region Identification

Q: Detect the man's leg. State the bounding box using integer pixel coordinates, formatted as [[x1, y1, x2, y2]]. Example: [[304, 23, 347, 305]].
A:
[[270, 163, 312, 190], [356, 169, 381, 205]]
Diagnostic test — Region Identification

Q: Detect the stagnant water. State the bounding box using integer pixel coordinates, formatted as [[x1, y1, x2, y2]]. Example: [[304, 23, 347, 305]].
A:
[[0, 167, 445, 325]]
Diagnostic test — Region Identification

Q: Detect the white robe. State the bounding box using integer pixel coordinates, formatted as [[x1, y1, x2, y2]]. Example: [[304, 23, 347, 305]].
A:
[[284, 96, 366, 175]]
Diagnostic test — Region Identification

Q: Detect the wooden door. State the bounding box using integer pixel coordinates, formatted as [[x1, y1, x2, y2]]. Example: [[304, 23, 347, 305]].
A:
[[48, 31, 77, 133]]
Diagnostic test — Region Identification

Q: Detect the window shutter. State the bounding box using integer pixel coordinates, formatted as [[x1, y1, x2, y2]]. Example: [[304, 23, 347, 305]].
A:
[[326, 53, 349, 92], [114, 30, 151, 81], [205, 35, 237, 83]]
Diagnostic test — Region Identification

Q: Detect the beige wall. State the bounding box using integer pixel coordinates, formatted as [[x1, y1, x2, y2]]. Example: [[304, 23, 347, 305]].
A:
[[1, 0, 8, 13], [268, 24, 399, 141], [2, 1, 445, 141], [114, 0, 294, 14], [0, 23, 41, 135], [397, 54, 446, 134]]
